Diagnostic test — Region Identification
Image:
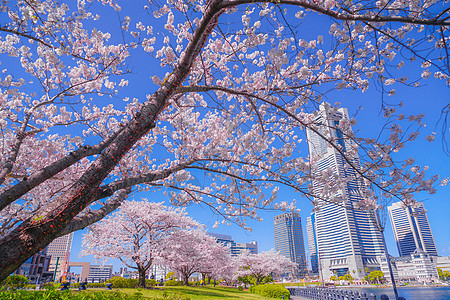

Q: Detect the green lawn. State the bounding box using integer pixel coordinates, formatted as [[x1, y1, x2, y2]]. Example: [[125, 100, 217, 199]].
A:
[[118, 286, 270, 299], [0, 285, 279, 299]]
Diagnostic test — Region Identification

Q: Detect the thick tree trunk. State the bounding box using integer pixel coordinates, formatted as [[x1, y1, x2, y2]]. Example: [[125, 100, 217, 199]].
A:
[[138, 266, 147, 288], [0, 0, 225, 283], [183, 275, 189, 286]]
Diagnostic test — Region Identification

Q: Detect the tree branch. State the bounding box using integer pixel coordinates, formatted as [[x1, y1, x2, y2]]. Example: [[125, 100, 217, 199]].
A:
[[0, 27, 92, 62], [57, 188, 131, 237], [0, 129, 123, 212], [222, 0, 450, 26]]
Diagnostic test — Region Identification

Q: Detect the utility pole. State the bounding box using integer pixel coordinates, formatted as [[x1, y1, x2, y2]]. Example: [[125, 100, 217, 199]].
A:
[[373, 208, 399, 300]]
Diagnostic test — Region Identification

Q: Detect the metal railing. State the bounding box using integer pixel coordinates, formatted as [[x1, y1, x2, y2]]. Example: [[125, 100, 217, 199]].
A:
[[287, 287, 402, 300]]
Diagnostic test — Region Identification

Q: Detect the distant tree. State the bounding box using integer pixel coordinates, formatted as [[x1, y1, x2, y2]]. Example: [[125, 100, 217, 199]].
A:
[[343, 273, 354, 282], [368, 270, 385, 284], [160, 229, 229, 285], [437, 268, 450, 281], [216, 256, 239, 286], [81, 200, 199, 288], [235, 250, 294, 285]]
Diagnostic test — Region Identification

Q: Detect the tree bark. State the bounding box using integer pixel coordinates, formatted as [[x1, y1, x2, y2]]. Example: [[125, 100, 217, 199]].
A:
[[183, 274, 189, 286], [57, 188, 130, 238], [138, 265, 147, 288]]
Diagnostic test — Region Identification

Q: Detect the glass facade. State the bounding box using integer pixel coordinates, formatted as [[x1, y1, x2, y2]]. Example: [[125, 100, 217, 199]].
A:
[[388, 201, 438, 257], [273, 212, 307, 277]]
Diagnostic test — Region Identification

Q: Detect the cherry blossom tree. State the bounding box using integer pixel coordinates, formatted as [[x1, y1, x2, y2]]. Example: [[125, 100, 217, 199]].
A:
[[0, 0, 449, 281], [160, 229, 229, 285], [198, 235, 232, 284], [235, 250, 295, 285], [81, 200, 199, 287], [216, 255, 239, 286]]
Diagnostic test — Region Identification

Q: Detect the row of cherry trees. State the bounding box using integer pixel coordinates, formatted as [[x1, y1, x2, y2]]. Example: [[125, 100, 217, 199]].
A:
[[81, 199, 294, 287], [1, 0, 449, 281]]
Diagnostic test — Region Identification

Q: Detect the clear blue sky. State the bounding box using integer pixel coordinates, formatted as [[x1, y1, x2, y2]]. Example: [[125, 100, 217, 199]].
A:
[[60, 2, 450, 272], [70, 72, 450, 272]]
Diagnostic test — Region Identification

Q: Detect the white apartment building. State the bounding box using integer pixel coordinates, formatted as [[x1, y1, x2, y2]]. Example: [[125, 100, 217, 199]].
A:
[[88, 265, 113, 282], [378, 250, 439, 283], [435, 256, 450, 272]]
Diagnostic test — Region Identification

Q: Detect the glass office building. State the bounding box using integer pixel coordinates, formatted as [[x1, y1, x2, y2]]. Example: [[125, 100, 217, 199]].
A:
[[388, 201, 438, 257], [273, 212, 307, 277]]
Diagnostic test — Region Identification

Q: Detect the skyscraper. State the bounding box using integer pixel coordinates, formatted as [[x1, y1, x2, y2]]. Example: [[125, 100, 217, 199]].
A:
[[388, 201, 438, 257], [273, 212, 307, 277], [306, 103, 385, 279], [47, 233, 74, 281], [306, 213, 318, 274]]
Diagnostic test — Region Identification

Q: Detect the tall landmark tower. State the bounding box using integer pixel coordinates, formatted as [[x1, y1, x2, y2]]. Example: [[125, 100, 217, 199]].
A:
[[273, 212, 307, 277], [388, 201, 438, 257], [306, 103, 385, 279]]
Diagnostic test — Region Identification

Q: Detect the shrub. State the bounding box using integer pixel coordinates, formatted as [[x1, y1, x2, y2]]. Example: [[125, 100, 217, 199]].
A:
[[189, 280, 202, 286], [43, 282, 61, 290], [249, 284, 290, 299], [25, 284, 36, 290], [238, 286, 244, 292], [0, 275, 29, 289], [146, 279, 157, 287], [106, 277, 139, 288], [87, 282, 106, 288], [165, 272, 176, 280], [164, 280, 183, 286]]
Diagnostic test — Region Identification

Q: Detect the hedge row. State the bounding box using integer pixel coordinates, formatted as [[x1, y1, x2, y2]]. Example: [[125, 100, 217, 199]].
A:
[[105, 277, 157, 288], [249, 284, 290, 299]]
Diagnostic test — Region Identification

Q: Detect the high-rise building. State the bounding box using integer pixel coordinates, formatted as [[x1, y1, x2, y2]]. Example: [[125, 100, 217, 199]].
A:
[[47, 233, 74, 281], [273, 212, 307, 277], [388, 201, 438, 257], [207, 232, 258, 257], [306, 103, 385, 279], [306, 213, 318, 274]]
